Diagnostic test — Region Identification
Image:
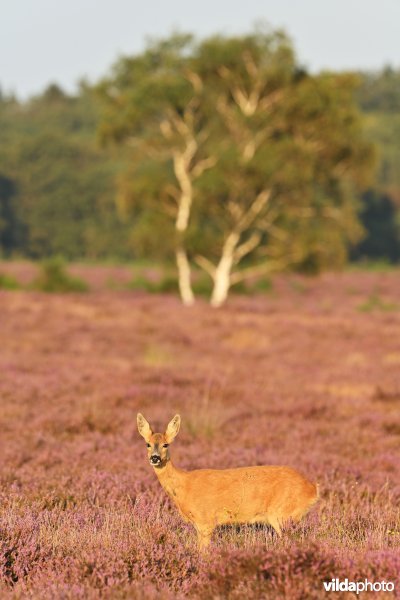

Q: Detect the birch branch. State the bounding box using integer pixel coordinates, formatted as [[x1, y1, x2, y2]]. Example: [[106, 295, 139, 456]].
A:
[[259, 89, 284, 112], [228, 200, 244, 222], [231, 85, 260, 117], [192, 156, 217, 178], [216, 96, 244, 140], [185, 69, 203, 94], [230, 259, 289, 284], [236, 189, 271, 232], [230, 247, 306, 284], [160, 119, 173, 139], [263, 224, 289, 242], [166, 109, 191, 139], [242, 50, 259, 79], [194, 255, 216, 278], [233, 232, 262, 264]]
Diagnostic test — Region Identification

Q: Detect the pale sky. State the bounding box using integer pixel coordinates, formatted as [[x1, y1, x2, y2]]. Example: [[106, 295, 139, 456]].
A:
[[1, 0, 399, 99]]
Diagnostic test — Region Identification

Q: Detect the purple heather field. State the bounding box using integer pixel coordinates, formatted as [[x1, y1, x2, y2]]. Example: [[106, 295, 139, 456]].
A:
[[0, 268, 399, 599]]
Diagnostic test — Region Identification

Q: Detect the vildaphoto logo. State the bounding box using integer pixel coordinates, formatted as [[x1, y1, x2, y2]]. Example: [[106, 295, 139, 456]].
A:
[[323, 579, 395, 593]]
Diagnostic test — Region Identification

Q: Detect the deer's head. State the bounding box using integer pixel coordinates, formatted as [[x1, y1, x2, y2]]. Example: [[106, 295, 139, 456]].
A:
[[137, 413, 181, 468]]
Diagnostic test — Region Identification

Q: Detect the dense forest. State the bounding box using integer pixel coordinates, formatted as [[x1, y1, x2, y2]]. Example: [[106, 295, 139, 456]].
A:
[[0, 31, 399, 269]]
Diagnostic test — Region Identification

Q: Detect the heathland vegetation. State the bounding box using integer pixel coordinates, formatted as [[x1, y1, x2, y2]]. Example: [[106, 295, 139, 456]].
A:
[[1, 28, 400, 305], [0, 273, 399, 597]]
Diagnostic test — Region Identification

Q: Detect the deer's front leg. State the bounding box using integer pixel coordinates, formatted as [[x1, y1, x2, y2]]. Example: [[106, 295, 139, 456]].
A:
[[195, 525, 213, 551]]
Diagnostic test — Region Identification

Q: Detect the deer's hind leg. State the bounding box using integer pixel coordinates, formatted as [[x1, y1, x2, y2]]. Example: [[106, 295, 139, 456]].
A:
[[267, 515, 282, 537]]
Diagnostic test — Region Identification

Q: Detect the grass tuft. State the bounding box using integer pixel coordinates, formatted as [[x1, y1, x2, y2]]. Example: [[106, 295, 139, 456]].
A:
[[357, 293, 399, 312], [0, 272, 20, 290], [31, 257, 88, 293]]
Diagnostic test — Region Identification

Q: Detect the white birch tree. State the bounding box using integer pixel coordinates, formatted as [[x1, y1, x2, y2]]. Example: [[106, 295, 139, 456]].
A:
[[192, 32, 374, 305], [97, 36, 215, 305], [98, 30, 374, 307]]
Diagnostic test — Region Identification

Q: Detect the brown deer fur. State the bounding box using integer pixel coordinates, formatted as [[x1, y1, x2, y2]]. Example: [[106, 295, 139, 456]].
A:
[[137, 413, 319, 549]]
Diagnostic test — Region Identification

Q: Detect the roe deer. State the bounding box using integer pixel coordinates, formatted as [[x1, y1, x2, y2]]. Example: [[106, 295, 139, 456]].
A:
[[137, 413, 319, 550]]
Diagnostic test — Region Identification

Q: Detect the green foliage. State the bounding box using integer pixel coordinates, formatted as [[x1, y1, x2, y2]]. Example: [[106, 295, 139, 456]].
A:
[[203, 56, 374, 273], [357, 293, 399, 312], [347, 259, 396, 273], [352, 190, 400, 262], [154, 275, 178, 293], [289, 279, 310, 294], [32, 257, 88, 293], [356, 67, 400, 113], [192, 275, 213, 297], [351, 69, 400, 263], [98, 29, 375, 287], [128, 274, 178, 294], [0, 272, 20, 290], [97, 34, 196, 142], [0, 32, 399, 276], [360, 112, 400, 199], [230, 280, 248, 294], [251, 277, 274, 293], [0, 174, 20, 255], [127, 274, 151, 292], [0, 85, 132, 260]]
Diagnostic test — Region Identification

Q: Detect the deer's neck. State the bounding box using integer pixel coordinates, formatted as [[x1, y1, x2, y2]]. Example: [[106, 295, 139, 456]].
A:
[[153, 460, 187, 500]]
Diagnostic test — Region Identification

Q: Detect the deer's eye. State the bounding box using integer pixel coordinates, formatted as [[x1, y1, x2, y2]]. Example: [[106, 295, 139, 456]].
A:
[[146, 443, 151, 448], [163, 444, 169, 448]]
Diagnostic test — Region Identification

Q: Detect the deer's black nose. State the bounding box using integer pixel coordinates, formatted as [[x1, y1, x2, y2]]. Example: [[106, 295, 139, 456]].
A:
[[150, 455, 161, 464]]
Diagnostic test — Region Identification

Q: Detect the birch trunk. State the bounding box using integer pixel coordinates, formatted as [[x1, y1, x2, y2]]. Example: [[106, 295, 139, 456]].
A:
[[176, 246, 195, 306], [210, 257, 233, 307], [210, 232, 240, 307], [173, 151, 196, 305]]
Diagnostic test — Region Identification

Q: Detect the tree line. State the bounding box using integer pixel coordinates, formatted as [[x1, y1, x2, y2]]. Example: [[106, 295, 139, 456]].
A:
[[1, 28, 400, 304]]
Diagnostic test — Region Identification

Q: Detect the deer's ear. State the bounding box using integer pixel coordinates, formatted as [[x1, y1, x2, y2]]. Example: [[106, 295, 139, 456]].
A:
[[137, 413, 152, 442], [165, 414, 181, 443]]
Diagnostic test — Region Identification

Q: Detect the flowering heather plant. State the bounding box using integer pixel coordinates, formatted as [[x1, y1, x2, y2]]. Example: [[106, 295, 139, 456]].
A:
[[0, 269, 399, 598]]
